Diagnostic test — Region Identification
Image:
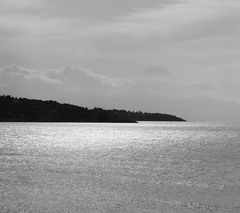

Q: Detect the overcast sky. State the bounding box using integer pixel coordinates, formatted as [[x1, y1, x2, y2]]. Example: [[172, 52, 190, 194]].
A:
[[0, 0, 240, 121]]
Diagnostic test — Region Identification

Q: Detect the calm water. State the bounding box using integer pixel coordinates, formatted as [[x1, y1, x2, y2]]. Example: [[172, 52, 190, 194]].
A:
[[1, 122, 240, 213]]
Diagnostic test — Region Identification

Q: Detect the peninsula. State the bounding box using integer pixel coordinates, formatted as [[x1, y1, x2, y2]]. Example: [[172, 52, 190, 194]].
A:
[[0, 95, 185, 122]]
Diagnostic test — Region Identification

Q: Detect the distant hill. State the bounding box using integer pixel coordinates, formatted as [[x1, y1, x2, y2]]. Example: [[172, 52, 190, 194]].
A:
[[0, 95, 185, 122], [112, 110, 185, 122]]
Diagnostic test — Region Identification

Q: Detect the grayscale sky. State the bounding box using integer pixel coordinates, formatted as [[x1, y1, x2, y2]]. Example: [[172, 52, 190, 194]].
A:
[[0, 0, 240, 121]]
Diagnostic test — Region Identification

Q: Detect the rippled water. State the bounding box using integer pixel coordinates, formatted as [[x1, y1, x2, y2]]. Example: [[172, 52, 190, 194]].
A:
[[1, 122, 240, 213]]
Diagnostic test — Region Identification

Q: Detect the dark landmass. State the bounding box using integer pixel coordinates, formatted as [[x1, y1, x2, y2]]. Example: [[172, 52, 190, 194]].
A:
[[112, 110, 185, 122], [0, 95, 185, 122]]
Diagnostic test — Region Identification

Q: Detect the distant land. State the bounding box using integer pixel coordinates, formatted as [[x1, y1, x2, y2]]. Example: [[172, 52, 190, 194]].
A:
[[0, 95, 185, 122]]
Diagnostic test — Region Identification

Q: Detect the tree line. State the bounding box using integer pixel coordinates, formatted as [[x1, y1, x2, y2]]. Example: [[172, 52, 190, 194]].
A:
[[0, 95, 185, 122]]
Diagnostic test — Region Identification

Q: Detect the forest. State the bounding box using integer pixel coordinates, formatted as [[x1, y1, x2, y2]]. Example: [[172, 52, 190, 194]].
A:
[[0, 95, 185, 122]]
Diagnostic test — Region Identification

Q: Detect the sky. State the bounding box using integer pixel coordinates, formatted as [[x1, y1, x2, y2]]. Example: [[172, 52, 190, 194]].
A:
[[0, 0, 240, 121]]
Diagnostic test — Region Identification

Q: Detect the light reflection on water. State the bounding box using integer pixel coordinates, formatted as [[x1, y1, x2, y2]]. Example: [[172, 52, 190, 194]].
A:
[[1, 122, 240, 212]]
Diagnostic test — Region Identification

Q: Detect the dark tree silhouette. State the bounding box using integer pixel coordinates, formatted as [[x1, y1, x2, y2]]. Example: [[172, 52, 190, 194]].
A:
[[0, 95, 185, 122]]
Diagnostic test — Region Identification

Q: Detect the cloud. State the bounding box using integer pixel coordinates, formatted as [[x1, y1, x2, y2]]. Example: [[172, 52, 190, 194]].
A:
[[0, 65, 235, 98], [145, 66, 170, 76], [1, 0, 240, 74], [0, 65, 133, 99], [89, 0, 240, 53], [48, 66, 132, 89], [0, 65, 61, 85], [0, 65, 62, 98], [0, 65, 174, 99], [221, 83, 240, 89], [35, 0, 175, 20], [0, 0, 45, 8], [190, 82, 217, 91]]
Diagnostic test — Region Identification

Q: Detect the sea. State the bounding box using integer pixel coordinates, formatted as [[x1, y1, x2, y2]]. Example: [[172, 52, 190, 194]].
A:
[[1, 122, 240, 213]]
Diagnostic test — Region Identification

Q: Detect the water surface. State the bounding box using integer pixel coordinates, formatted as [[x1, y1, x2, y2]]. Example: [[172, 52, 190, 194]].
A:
[[1, 122, 240, 212]]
